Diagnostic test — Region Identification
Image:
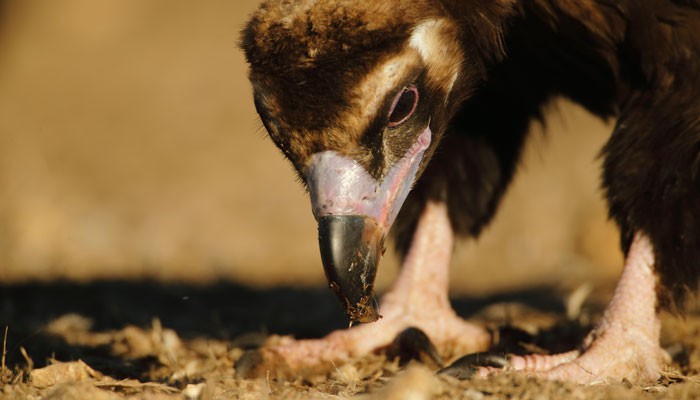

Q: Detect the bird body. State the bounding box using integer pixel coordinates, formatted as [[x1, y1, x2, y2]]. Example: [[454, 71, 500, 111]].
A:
[[241, 0, 700, 382]]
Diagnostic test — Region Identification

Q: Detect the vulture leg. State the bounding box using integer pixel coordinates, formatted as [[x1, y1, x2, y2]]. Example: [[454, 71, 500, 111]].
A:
[[497, 88, 699, 383], [444, 232, 668, 384], [442, 80, 699, 383], [236, 201, 490, 377], [505, 232, 668, 383]]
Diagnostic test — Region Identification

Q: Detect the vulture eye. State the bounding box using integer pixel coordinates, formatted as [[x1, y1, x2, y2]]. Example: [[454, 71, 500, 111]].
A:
[[387, 85, 419, 127]]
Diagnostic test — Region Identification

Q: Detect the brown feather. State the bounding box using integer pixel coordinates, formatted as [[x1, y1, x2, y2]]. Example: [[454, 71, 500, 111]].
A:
[[242, 0, 700, 310]]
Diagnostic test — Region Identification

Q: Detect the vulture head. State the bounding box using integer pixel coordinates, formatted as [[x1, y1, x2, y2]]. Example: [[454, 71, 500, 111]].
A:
[[241, 1, 492, 323]]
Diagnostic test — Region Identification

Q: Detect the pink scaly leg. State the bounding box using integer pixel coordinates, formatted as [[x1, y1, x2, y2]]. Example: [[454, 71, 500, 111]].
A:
[[236, 201, 490, 377], [479, 232, 670, 384]]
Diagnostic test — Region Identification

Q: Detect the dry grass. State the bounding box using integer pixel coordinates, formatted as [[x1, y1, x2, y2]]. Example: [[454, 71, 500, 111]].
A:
[[2, 282, 700, 399]]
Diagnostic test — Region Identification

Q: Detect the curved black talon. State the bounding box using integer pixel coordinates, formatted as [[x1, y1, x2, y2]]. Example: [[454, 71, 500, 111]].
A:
[[437, 352, 510, 380], [385, 327, 444, 368], [493, 325, 535, 354]]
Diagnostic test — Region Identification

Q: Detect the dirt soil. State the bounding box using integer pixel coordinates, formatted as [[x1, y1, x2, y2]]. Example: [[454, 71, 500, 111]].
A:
[[2, 282, 700, 399], [2, 1, 700, 399]]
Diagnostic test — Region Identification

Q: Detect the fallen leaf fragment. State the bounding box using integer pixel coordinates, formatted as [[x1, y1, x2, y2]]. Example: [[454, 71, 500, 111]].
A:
[[30, 360, 103, 388]]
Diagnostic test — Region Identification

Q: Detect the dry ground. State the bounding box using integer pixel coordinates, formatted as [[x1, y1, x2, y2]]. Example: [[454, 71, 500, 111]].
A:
[[1, 1, 700, 399], [2, 282, 700, 399]]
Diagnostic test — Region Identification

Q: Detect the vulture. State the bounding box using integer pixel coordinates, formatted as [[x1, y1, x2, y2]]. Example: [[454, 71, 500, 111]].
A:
[[239, 0, 700, 383]]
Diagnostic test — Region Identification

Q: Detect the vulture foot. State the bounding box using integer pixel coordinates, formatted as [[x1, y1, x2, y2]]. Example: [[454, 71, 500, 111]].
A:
[[235, 202, 490, 378], [441, 233, 669, 384]]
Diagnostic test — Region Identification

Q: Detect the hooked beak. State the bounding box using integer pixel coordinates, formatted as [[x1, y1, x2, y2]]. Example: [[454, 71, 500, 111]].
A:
[[318, 215, 382, 323], [305, 127, 432, 323]]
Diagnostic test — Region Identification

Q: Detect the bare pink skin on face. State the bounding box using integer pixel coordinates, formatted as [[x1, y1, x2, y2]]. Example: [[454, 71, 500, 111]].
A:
[[306, 127, 432, 228], [480, 232, 669, 384], [257, 201, 490, 371]]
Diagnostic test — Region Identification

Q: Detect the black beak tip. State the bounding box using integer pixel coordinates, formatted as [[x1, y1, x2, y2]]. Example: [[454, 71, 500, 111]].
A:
[[318, 215, 383, 323]]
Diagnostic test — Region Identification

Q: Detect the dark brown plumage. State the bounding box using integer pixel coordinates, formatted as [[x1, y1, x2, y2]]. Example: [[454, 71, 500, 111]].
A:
[[240, 0, 700, 382]]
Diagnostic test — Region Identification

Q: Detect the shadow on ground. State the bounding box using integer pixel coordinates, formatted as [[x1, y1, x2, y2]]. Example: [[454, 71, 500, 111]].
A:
[[1, 280, 572, 376]]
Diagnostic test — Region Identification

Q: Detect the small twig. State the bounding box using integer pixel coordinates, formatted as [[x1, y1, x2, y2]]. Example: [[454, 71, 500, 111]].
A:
[[566, 283, 593, 321], [20, 346, 33, 371], [94, 380, 179, 393], [659, 370, 700, 384], [1, 326, 8, 377]]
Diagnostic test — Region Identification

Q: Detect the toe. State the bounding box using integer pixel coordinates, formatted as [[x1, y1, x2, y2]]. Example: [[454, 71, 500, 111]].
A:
[[508, 350, 580, 372]]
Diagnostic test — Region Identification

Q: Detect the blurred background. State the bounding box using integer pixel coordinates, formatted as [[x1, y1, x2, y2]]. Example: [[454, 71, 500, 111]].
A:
[[0, 0, 622, 296]]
